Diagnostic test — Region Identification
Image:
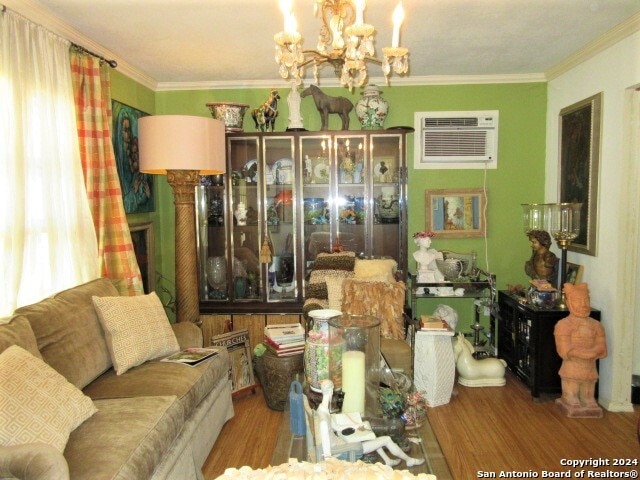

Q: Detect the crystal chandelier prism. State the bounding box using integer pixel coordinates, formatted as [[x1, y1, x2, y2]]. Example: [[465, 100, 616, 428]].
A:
[[274, 0, 409, 90]]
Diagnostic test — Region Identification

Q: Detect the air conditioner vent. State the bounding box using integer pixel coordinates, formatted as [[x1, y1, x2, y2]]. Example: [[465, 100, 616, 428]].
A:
[[414, 110, 499, 169]]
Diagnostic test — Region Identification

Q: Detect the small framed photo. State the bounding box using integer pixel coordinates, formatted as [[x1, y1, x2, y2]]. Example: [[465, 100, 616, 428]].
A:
[[373, 155, 396, 183], [211, 329, 257, 396], [129, 221, 155, 294], [425, 188, 487, 238], [565, 262, 584, 285]]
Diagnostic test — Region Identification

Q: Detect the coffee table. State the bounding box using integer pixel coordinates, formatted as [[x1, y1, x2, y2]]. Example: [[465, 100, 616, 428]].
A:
[[271, 406, 453, 479]]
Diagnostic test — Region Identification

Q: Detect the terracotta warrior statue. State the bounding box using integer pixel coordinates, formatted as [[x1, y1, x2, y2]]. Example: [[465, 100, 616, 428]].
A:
[[525, 230, 558, 286], [554, 283, 607, 418]]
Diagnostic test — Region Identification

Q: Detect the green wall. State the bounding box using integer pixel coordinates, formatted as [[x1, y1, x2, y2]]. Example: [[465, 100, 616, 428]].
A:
[[112, 75, 548, 325]]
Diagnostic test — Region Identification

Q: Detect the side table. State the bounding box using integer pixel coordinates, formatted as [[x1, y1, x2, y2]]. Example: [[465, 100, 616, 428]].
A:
[[413, 329, 456, 407], [254, 350, 304, 411]]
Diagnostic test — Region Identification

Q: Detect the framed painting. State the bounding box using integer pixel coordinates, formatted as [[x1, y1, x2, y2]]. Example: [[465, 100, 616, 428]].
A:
[[210, 329, 257, 396], [566, 262, 584, 285], [129, 222, 155, 294], [425, 188, 487, 238], [112, 100, 154, 214], [558, 93, 601, 256]]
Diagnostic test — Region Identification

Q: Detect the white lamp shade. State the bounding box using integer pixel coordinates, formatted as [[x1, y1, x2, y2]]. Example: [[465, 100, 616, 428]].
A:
[[138, 115, 226, 174]]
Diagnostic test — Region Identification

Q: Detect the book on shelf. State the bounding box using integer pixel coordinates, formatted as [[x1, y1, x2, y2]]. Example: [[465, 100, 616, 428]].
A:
[[161, 347, 220, 366], [264, 323, 305, 343], [420, 315, 449, 331]]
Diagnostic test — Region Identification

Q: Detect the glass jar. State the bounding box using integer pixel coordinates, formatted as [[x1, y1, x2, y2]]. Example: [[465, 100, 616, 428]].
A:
[[328, 314, 380, 415], [304, 309, 342, 392]]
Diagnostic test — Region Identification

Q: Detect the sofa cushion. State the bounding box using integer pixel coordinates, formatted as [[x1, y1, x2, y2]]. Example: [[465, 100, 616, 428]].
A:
[[354, 258, 397, 283], [0, 315, 41, 358], [342, 279, 406, 340], [65, 396, 184, 480], [14, 277, 117, 389], [0, 346, 97, 453], [83, 348, 230, 421], [92, 292, 180, 375], [313, 251, 356, 271]]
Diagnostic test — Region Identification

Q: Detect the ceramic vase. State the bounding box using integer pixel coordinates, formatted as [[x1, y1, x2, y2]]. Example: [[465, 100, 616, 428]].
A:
[[355, 85, 388, 130]]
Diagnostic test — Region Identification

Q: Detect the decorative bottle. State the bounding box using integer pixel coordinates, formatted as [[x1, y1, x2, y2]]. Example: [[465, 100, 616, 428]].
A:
[[355, 85, 389, 130]]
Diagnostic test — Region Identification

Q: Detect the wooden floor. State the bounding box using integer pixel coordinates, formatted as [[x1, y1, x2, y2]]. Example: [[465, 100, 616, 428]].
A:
[[203, 373, 640, 479]]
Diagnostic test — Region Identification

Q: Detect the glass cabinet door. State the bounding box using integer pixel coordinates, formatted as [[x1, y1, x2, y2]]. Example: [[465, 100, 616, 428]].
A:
[[335, 134, 367, 258], [371, 133, 404, 273], [300, 135, 332, 277], [263, 136, 297, 302]]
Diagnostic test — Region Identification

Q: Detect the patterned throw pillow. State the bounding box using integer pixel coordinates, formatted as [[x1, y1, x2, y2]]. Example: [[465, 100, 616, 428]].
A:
[[92, 292, 180, 375], [313, 252, 357, 271], [353, 258, 397, 283], [0, 345, 97, 453]]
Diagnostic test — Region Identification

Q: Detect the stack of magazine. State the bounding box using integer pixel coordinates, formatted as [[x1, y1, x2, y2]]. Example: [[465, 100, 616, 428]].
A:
[[263, 323, 305, 357]]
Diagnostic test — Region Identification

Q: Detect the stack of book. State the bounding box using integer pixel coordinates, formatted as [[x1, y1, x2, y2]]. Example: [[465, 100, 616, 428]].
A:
[[263, 323, 305, 357], [420, 315, 450, 331]]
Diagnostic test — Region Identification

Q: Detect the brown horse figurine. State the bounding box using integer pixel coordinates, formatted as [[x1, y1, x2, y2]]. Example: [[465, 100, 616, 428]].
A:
[[301, 85, 353, 131], [251, 89, 280, 132]]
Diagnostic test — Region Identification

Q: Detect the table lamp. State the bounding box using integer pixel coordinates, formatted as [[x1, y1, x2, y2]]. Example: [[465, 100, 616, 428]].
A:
[[139, 115, 226, 323]]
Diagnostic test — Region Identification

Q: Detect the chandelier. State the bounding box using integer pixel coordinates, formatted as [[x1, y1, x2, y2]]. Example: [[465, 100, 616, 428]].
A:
[[274, 0, 409, 90]]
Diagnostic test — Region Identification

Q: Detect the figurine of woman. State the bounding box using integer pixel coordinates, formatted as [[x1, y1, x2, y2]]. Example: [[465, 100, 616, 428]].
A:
[[554, 283, 607, 417], [413, 231, 444, 294], [524, 230, 558, 285], [316, 380, 424, 467], [234, 201, 248, 226]]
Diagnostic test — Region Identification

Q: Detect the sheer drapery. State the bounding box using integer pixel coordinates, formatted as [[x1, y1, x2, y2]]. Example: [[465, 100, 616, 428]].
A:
[[70, 51, 143, 296], [0, 11, 99, 316]]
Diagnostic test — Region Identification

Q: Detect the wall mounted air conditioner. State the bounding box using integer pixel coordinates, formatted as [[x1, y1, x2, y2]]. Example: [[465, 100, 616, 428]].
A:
[[414, 110, 499, 169]]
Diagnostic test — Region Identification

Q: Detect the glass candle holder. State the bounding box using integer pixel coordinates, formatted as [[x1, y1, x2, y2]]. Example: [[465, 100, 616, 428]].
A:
[[328, 314, 380, 416]]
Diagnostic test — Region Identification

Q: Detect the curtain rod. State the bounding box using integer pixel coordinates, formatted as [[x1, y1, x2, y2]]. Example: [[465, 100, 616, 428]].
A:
[[71, 43, 117, 68]]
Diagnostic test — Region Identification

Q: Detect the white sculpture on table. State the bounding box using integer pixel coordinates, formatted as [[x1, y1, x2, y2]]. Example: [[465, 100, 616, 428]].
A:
[[287, 83, 304, 130], [413, 232, 444, 295], [316, 380, 424, 467], [453, 332, 507, 387], [433, 304, 459, 330]]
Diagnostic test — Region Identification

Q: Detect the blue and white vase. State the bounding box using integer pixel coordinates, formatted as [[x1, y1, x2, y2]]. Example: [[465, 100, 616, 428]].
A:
[[355, 85, 389, 130]]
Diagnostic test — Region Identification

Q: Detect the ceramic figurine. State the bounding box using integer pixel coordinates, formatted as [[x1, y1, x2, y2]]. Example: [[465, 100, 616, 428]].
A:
[[234, 202, 248, 226], [412, 231, 444, 294], [251, 89, 280, 132], [453, 333, 507, 387], [554, 283, 607, 418], [287, 84, 304, 130], [301, 85, 353, 131]]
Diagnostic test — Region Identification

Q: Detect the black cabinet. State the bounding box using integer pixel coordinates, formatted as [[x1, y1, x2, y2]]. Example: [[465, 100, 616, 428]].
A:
[[497, 291, 601, 397]]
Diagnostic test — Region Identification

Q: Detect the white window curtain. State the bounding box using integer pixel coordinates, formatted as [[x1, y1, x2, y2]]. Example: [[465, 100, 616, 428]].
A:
[[0, 10, 99, 316]]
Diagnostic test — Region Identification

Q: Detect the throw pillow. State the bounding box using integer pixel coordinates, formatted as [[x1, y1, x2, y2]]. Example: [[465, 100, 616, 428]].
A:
[[0, 315, 42, 358], [0, 345, 97, 453], [92, 292, 180, 375], [305, 282, 328, 300], [325, 276, 345, 311], [353, 258, 397, 283], [313, 252, 357, 271]]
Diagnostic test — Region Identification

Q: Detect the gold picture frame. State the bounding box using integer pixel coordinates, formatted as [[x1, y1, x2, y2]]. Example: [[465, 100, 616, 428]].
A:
[[210, 329, 257, 396], [566, 262, 584, 285], [425, 188, 487, 238], [559, 93, 601, 256]]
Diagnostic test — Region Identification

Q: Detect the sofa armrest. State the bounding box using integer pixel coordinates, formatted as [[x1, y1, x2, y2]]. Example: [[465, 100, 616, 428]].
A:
[[171, 322, 203, 350], [0, 444, 69, 480]]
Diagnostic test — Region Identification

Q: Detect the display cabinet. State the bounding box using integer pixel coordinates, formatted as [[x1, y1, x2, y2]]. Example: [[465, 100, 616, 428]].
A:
[[497, 291, 601, 397], [197, 130, 409, 314]]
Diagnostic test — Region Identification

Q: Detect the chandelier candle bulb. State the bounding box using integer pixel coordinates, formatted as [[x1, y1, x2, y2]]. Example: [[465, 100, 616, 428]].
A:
[[355, 0, 365, 25], [391, 2, 404, 48]]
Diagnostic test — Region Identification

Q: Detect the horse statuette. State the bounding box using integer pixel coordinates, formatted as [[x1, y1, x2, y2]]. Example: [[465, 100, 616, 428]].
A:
[[252, 89, 280, 132], [301, 85, 353, 131], [453, 332, 507, 387]]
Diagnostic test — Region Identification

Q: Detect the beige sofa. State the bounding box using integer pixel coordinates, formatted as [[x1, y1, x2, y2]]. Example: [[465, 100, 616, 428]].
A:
[[0, 278, 234, 480]]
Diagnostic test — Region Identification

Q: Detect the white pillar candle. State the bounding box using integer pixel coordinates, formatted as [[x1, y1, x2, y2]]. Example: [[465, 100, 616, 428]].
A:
[[341, 350, 366, 413], [354, 0, 365, 25]]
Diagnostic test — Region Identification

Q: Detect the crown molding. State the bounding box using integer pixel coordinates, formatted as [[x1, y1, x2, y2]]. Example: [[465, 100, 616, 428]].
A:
[[545, 11, 640, 80], [156, 73, 546, 92], [3, 0, 158, 90]]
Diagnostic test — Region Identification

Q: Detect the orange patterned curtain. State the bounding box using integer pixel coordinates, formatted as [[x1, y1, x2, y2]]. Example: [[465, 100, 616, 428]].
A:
[[70, 50, 143, 296]]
